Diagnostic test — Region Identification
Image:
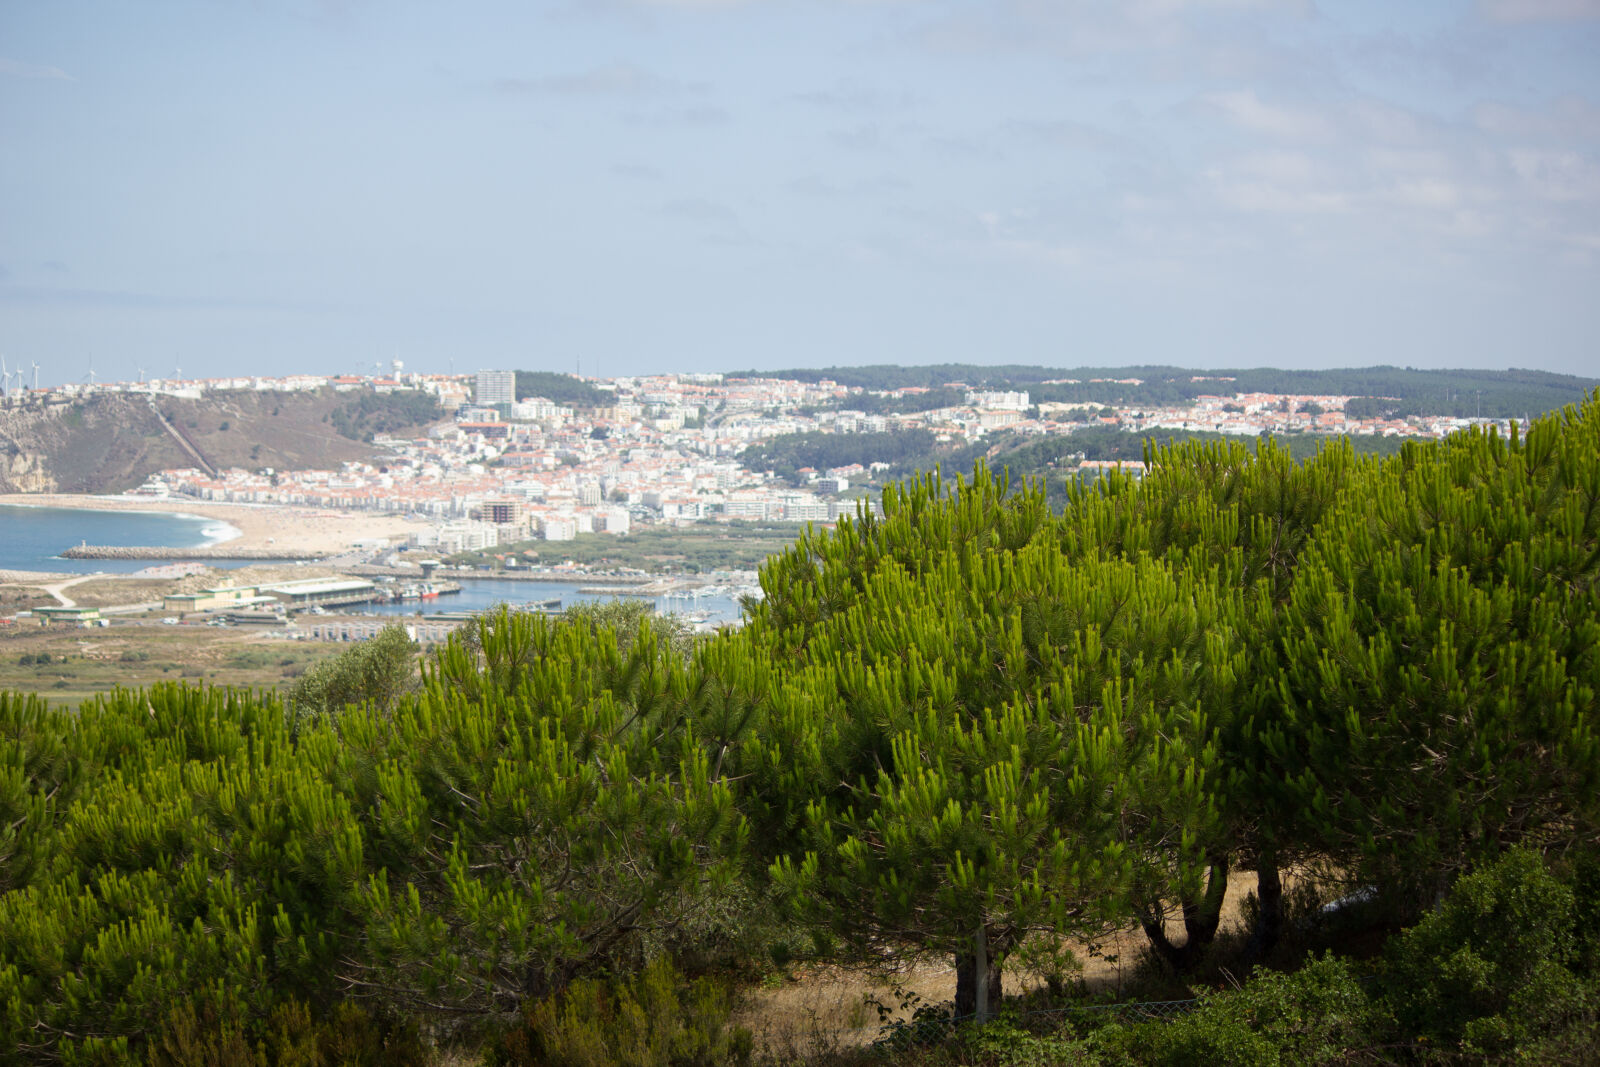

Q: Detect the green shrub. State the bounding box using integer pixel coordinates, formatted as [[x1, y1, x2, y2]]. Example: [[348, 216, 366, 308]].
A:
[[500, 957, 752, 1067], [1107, 954, 1381, 1066], [286, 623, 417, 734], [961, 1018, 1100, 1067], [1382, 848, 1598, 1059], [146, 997, 430, 1067]]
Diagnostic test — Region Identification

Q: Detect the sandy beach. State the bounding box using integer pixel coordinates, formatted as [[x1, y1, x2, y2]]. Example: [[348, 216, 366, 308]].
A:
[[0, 494, 421, 557]]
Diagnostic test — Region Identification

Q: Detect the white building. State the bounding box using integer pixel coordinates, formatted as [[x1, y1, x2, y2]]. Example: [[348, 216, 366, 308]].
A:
[[475, 369, 515, 406]]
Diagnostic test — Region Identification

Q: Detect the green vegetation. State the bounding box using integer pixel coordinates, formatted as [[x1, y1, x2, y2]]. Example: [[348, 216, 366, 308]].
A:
[[846, 386, 971, 415], [738, 429, 947, 483], [2, 394, 1599, 1063], [330, 390, 443, 442], [736, 364, 1598, 419], [502, 957, 752, 1066], [739, 425, 1408, 506], [286, 623, 419, 736], [513, 370, 613, 409], [0, 629, 337, 709], [450, 521, 804, 574]]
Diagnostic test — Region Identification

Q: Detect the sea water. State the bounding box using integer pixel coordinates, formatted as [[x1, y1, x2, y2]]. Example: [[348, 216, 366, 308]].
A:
[[0, 504, 240, 574]]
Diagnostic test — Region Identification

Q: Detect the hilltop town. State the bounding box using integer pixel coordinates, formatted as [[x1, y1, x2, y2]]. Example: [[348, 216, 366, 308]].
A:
[[0, 364, 1554, 560]]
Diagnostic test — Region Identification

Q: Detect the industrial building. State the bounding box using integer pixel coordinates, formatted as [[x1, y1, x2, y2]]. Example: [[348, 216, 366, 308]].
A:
[[163, 577, 380, 616]]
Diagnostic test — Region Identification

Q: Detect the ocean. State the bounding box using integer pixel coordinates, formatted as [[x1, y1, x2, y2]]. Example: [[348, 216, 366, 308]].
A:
[[0, 503, 241, 574]]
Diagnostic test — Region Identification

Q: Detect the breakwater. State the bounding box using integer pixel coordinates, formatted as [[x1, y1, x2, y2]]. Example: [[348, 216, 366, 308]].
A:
[[60, 545, 319, 561]]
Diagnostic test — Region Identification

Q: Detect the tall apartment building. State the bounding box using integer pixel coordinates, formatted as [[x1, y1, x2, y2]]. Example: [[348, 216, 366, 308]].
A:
[[480, 499, 523, 525], [475, 369, 515, 406]]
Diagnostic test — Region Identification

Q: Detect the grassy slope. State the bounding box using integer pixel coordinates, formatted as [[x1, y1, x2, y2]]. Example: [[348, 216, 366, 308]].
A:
[[2, 389, 440, 494]]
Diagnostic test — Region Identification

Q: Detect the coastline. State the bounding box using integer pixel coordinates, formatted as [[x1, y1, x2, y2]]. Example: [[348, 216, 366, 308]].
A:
[[0, 494, 421, 570]]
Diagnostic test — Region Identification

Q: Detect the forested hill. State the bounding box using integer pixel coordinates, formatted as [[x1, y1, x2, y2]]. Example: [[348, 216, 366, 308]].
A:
[[0, 387, 441, 494], [729, 364, 1599, 420]]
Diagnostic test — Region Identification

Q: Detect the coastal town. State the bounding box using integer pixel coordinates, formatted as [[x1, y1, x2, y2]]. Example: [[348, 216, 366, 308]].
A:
[[0, 365, 1517, 559]]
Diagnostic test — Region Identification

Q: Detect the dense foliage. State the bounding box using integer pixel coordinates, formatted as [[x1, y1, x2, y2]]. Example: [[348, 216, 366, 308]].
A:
[[741, 425, 1408, 504], [737, 429, 948, 483], [2, 393, 1598, 1063], [845, 387, 972, 416], [735, 363, 1597, 418], [513, 371, 612, 409], [329, 390, 444, 442]]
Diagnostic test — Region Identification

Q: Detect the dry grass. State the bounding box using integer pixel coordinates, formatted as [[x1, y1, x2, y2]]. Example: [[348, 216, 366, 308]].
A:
[[0, 623, 341, 709], [734, 868, 1286, 1057]]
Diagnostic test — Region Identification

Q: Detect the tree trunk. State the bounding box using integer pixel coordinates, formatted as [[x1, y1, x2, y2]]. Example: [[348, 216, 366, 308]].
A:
[[1183, 858, 1230, 951], [1137, 857, 1229, 972], [953, 928, 1003, 1021], [1246, 854, 1284, 963]]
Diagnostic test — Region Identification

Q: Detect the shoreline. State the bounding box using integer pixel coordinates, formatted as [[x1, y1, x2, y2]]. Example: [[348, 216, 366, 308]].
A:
[[1, 498, 242, 547], [0, 494, 422, 560]]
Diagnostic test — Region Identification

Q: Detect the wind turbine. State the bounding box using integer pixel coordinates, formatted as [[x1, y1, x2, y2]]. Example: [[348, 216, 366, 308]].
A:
[[1, 355, 9, 398], [31, 362, 39, 391], [84, 359, 97, 387], [172, 360, 182, 381]]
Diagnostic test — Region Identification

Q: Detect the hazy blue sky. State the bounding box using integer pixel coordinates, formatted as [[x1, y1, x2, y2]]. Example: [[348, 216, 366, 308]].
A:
[[2, 1, 1597, 385]]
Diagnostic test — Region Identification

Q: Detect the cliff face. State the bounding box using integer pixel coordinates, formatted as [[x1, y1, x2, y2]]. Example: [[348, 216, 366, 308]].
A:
[[0, 389, 433, 494], [1, 446, 55, 493]]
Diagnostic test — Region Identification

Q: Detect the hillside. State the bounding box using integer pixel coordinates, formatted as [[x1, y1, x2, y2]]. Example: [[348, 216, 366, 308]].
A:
[[0, 388, 442, 494], [733, 364, 1600, 420]]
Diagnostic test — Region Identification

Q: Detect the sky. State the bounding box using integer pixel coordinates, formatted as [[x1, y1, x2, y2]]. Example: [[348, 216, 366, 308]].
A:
[[1, 0, 1598, 386]]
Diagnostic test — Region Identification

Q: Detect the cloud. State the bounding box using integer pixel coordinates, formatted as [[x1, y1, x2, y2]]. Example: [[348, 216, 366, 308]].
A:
[[0, 285, 330, 313], [1475, 97, 1600, 142], [611, 162, 664, 180], [658, 197, 741, 225], [1509, 150, 1600, 202], [903, 0, 1313, 65], [791, 84, 917, 114], [0, 58, 73, 80], [622, 104, 730, 126], [1014, 119, 1138, 155], [786, 173, 912, 198], [1200, 90, 1332, 140], [1480, 0, 1600, 21], [829, 123, 888, 152], [1205, 151, 1352, 214], [493, 64, 707, 97]]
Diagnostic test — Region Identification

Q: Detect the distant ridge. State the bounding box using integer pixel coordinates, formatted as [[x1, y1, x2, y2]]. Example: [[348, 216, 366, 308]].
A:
[[723, 364, 1599, 420]]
